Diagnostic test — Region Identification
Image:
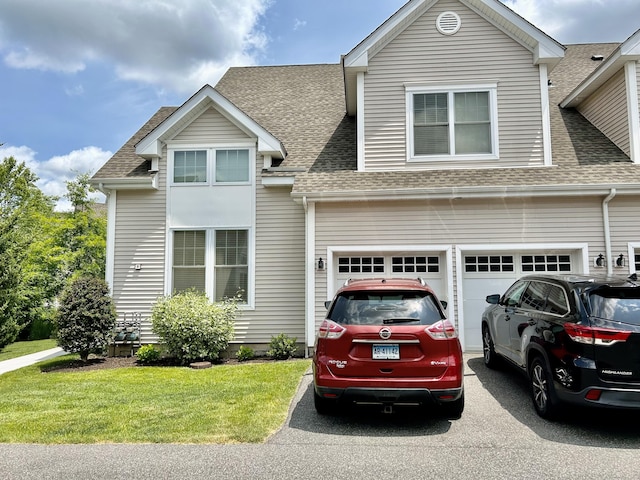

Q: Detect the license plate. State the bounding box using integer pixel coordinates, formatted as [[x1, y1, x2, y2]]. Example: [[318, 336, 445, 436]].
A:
[[372, 344, 400, 360]]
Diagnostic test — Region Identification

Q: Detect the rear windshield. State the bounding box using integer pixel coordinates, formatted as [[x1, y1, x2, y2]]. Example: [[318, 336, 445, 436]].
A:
[[588, 287, 640, 326], [327, 290, 444, 326]]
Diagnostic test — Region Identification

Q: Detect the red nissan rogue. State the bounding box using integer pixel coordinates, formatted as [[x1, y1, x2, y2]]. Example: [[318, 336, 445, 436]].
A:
[[313, 278, 464, 418]]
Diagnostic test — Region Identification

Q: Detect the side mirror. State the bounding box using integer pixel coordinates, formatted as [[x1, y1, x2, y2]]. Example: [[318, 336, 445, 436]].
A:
[[324, 300, 332, 310], [440, 300, 448, 310], [485, 294, 501, 305]]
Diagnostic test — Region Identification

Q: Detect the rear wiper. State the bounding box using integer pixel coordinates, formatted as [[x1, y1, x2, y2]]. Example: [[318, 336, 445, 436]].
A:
[[383, 318, 419, 324]]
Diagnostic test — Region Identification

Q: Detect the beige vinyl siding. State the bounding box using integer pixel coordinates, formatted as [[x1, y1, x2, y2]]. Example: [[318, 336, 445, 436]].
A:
[[608, 196, 640, 262], [173, 107, 249, 143], [363, 0, 543, 170], [234, 161, 306, 345], [112, 158, 167, 343], [578, 69, 630, 156], [314, 196, 609, 330]]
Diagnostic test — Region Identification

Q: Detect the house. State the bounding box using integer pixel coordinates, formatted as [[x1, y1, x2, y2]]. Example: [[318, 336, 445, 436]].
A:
[[91, 0, 640, 355]]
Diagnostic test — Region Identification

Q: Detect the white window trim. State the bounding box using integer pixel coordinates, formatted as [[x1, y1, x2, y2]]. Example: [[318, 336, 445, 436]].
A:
[[405, 83, 499, 163], [168, 142, 255, 187], [165, 227, 255, 309]]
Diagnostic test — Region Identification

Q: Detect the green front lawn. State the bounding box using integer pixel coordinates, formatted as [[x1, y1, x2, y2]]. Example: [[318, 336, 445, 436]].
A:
[[0, 356, 311, 444], [0, 339, 57, 361]]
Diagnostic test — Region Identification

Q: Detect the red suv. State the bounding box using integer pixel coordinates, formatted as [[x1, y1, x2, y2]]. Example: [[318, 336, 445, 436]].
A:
[[313, 278, 464, 417]]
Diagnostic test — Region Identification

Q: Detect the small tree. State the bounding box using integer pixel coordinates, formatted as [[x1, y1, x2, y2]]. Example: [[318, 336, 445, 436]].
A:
[[56, 276, 116, 361], [151, 290, 237, 364]]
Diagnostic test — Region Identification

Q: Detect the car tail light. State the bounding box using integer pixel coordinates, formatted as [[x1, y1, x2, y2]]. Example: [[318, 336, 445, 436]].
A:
[[564, 323, 631, 346], [585, 389, 602, 401], [317, 319, 346, 339], [425, 319, 458, 340]]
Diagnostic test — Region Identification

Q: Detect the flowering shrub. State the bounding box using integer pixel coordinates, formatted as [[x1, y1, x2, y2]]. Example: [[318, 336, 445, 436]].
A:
[[151, 290, 237, 364]]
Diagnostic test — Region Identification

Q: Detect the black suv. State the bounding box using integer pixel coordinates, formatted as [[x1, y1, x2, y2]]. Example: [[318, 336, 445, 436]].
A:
[[482, 274, 640, 418]]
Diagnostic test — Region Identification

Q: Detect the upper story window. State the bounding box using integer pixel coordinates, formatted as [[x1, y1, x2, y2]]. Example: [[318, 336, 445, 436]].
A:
[[174, 150, 207, 183], [216, 149, 249, 182], [406, 84, 498, 162], [172, 148, 251, 185]]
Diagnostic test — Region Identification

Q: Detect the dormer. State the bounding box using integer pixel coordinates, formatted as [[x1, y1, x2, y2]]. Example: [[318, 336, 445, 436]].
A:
[[561, 30, 640, 163]]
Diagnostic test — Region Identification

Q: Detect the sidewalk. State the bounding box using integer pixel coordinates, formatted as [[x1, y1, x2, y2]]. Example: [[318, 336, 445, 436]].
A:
[[0, 347, 67, 375]]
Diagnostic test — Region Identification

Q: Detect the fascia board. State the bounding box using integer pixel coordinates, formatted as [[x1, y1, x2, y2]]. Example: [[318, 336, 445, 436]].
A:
[[89, 177, 156, 191], [261, 176, 295, 187], [135, 85, 286, 159], [292, 183, 640, 203]]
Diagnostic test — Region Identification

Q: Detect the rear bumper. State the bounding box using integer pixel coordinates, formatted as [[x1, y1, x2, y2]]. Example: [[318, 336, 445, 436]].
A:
[[556, 385, 640, 409], [314, 385, 463, 406]]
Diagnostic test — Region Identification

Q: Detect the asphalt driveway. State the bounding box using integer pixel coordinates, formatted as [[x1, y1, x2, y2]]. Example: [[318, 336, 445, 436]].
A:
[[2, 354, 640, 479]]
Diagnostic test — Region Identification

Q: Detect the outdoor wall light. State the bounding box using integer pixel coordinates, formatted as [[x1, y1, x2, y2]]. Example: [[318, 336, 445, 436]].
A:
[[595, 254, 605, 267], [616, 254, 626, 268], [317, 257, 325, 270]]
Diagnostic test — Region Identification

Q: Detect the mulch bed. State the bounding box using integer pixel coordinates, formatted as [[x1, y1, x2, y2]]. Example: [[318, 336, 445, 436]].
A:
[[42, 354, 273, 373]]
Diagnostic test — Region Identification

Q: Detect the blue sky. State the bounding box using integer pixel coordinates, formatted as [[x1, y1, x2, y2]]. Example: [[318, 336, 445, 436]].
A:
[[1, 0, 639, 210]]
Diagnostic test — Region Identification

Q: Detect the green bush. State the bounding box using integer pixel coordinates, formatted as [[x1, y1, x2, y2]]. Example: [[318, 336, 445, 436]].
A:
[[151, 290, 238, 364], [55, 277, 117, 361], [136, 344, 161, 364], [236, 345, 255, 362], [27, 313, 56, 341], [266, 333, 298, 360]]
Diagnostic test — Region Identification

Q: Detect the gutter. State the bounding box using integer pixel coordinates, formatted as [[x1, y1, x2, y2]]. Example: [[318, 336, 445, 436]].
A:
[[602, 188, 617, 276]]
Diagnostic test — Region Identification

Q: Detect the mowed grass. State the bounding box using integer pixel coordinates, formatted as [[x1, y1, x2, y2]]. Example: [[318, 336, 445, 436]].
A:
[[0, 356, 311, 444], [0, 339, 57, 361]]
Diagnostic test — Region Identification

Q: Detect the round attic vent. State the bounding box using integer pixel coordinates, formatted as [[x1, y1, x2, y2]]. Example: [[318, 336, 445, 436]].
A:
[[436, 11, 461, 35]]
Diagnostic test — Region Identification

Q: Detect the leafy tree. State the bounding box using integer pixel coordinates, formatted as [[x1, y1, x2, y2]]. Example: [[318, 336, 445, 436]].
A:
[[56, 276, 116, 361], [0, 157, 55, 348]]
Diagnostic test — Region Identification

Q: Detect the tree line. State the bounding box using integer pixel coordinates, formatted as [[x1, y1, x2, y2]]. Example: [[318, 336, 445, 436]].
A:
[[0, 156, 106, 349]]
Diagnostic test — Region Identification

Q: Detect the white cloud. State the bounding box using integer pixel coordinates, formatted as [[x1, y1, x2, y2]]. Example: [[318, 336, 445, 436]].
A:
[[293, 19, 307, 31], [0, 0, 271, 94], [502, 0, 640, 43], [0, 145, 111, 211]]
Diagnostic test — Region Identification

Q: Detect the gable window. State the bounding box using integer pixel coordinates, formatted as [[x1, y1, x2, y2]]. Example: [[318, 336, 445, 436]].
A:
[[174, 150, 207, 183], [216, 149, 250, 183], [407, 84, 498, 161], [171, 148, 251, 184]]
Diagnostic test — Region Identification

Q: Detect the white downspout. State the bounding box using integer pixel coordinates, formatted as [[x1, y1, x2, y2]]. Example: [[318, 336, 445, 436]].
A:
[[602, 188, 616, 276]]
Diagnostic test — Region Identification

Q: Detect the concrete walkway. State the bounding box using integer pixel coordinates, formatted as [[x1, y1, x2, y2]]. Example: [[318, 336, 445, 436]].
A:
[[0, 347, 67, 375]]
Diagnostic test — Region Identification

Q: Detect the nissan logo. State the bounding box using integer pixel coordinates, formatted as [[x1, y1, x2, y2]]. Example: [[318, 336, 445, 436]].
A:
[[379, 327, 392, 340]]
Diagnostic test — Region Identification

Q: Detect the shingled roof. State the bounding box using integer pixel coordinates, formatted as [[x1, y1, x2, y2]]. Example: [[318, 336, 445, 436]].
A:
[[93, 43, 640, 197]]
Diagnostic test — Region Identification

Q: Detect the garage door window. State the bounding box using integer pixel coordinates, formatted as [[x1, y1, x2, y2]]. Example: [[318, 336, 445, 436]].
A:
[[522, 255, 571, 272], [465, 255, 514, 273], [338, 257, 385, 274], [392, 256, 439, 273]]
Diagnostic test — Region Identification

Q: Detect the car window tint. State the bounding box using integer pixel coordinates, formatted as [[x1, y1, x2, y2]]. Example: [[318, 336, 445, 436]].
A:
[[521, 281, 550, 311], [589, 288, 640, 326], [328, 290, 443, 325], [503, 281, 528, 307], [544, 285, 568, 315]]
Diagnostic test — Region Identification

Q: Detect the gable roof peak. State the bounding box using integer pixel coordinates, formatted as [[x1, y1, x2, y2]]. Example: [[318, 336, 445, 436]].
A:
[[135, 83, 286, 160]]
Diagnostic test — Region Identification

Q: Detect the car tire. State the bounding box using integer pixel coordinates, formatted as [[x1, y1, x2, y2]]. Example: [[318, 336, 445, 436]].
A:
[[529, 356, 559, 419], [441, 392, 464, 420], [313, 390, 336, 415], [482, 324, 499, 369]]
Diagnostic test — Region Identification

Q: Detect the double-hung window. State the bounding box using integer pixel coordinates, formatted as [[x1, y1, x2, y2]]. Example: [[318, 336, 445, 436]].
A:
[[172, 148, 251, 184], [407, 84, 498, 161], [172, 229, 249, 303]]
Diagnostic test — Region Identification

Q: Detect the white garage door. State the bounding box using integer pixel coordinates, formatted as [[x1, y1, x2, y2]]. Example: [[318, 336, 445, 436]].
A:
[[334, 254, 446, 302], [462, 253, 575, 351]]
